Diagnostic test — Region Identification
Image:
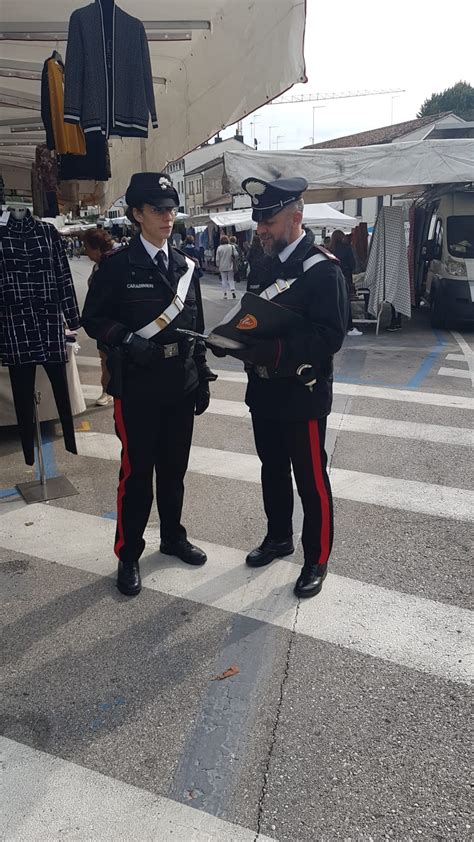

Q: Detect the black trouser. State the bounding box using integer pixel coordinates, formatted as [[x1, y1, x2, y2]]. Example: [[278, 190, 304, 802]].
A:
[[251, 414, 334, 568], [8, 362, 77, 465], [113, 389, 196, 564]]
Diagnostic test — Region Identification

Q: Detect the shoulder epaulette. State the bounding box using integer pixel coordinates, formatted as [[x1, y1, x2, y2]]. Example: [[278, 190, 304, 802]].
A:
[[103, 244, 128, 258], [314, 244, 340, 263]]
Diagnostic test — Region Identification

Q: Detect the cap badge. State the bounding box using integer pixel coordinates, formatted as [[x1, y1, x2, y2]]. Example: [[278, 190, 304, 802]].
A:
[[159, 176, 172, 190], [245, 180, 266, 196], [236, 314, 258, 330]]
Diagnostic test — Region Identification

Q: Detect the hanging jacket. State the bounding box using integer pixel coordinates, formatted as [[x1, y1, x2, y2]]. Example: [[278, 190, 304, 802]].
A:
[[41, 55, 86, 155], [0, 211, 80, 366], [63, 1, 158, 138]]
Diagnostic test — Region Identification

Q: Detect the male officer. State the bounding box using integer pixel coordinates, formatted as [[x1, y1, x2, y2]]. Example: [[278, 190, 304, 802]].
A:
[[82, 172, 216, 597], [226, 176, 347, 598]]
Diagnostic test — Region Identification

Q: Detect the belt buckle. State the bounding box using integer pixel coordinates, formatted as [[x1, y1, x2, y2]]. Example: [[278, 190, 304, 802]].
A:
[[163, 342, 179, 358]]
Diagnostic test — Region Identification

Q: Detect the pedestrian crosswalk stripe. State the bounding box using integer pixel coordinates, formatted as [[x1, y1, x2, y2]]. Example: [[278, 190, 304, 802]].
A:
[[212, 370, 474, 409], [74, 433, 474, 524], [438, 367, 472, 381], [208, 398, 473, 447], [446, 353, 474, 363], [1, 736, 274, 842], [0, 504, 471, 684]]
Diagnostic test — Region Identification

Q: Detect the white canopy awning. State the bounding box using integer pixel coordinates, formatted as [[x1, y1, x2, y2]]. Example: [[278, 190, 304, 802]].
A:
[[0, 1, 306, 209], [210, 203, 358, 230], [223, 139, 474, 202]]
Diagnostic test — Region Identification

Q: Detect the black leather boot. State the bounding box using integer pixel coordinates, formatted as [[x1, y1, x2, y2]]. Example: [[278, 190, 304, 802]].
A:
[[117, 559, 142, 596], [246, 537, 294, 568], [294, 564, 327, 598], [160, 539, 207, 566]]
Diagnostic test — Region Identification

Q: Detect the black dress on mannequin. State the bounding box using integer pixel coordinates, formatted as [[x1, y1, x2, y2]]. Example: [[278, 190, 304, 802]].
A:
[[0, 210, 81, 464]]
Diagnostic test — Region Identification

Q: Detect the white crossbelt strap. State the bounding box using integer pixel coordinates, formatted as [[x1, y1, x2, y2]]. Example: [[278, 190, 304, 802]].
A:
[[136, 257, 195, 339], [259, 253, 327, 301]]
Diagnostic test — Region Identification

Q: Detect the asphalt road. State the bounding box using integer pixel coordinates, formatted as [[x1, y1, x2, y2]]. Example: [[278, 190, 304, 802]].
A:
[[1, 257, 473, 841]]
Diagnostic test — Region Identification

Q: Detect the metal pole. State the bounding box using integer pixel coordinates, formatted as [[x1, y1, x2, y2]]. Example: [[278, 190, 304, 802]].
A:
[[268, 126, 277, 149], [33, 390, 46, 486]]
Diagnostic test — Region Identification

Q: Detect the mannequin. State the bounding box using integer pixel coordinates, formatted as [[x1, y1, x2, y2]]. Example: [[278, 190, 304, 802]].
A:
[[0, 209, 81, 464]]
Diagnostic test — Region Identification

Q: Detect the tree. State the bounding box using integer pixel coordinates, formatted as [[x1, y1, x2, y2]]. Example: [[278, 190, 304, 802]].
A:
[[417, 81, 474, 121]]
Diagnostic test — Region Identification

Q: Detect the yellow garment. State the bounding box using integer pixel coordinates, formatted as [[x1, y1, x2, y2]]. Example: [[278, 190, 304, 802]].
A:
[[47, 59, 86, 155]]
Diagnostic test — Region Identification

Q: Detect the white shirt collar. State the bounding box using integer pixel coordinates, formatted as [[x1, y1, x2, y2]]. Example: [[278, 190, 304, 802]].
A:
[[140, 234, 169, 264], [278, 232, 306, 263]]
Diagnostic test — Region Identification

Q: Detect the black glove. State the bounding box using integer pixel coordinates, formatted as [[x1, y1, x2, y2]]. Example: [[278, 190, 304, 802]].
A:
[[210, 345, 227, 358], [122, 332, 158, 367], [195, 381, 210, 416], [233, 338, 281, 367], [198, 362, 219, 381]]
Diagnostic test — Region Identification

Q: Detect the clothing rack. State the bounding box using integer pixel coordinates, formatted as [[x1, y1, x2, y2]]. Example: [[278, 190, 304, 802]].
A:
[[16, 389, 78, 504]]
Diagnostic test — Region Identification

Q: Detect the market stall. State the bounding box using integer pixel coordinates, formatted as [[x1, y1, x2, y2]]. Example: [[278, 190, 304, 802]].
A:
[[210, 203, 357, 230]]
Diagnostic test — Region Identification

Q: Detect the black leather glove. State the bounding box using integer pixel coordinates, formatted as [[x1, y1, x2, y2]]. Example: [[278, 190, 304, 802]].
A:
[[234, 338, 281, 367], [198, 362, 219, 381], [195, 381, 210, 416], [122, 332, 158, 367], [210, 346, 227, 358]]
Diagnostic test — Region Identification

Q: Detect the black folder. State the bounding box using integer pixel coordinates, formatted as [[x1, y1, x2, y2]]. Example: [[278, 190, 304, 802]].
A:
[[207, 293, 303, 350]]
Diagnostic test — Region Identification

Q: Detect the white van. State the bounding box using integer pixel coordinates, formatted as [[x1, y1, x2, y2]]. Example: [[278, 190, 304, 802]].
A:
[[415, 189, 474, 328]]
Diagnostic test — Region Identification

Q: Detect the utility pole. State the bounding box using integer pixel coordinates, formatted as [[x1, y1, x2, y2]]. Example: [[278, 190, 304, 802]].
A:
[[268, 125, 278, 149], [312, 105, 325, 144], [276, 135, 285, 149]]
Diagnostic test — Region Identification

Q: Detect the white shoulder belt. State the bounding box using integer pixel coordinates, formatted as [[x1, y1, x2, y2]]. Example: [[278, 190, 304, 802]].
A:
[[136, 257, 195, 339], [259, 253, 327, 301]]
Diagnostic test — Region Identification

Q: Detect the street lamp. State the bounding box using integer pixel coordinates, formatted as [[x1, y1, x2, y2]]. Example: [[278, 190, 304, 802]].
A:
[[268, 125, 278, 149], [276, 135, 285, 149], [250, 113, 261, 142]]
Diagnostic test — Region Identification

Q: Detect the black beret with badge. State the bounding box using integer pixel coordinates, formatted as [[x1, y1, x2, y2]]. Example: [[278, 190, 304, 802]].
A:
[[125, 171, 179, 209], [242, 176, 308, 221]]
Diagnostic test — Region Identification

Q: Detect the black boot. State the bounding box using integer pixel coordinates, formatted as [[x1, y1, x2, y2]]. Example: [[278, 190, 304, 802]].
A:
[[117, 559, 142, 596], [246, 537, 294, 568], [160, 539, 207, 566], [294, 563, 327, 599]]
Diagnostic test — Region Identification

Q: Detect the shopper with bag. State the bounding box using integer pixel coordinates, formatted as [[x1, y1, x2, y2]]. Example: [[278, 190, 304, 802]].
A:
[[215, 235, 237, 299]]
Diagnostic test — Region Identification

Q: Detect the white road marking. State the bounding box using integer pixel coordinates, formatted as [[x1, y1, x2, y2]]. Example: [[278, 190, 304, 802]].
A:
[[451, 331, 474, 387], [1, 736, 275, 842], [74, 434, 474, 524], [438, 367, 472, 381], [207, 399, 473, 448], [0, 505, 471, 684], [212, 370, 474, 409], [446, 353, 474, 363]]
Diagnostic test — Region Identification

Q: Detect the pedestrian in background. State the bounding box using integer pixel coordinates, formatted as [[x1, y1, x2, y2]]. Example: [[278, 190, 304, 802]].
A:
[[83, 228, 115, 406], [183, 235, 203, 278], [229, 235, 242, 282], [216, 235, 237, 299], [329, 229, 362, 336]]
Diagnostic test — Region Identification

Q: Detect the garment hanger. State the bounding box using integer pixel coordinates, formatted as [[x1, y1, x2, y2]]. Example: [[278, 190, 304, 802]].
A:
[[51, 50, 64, 64]]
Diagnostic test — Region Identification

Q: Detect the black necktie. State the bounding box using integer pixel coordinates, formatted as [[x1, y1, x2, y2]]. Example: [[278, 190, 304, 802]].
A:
[[155, 250, 167, 274]]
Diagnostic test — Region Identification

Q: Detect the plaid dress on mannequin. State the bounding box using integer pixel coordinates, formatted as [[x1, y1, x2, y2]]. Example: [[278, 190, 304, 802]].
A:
[[0, 211, 80, 365]]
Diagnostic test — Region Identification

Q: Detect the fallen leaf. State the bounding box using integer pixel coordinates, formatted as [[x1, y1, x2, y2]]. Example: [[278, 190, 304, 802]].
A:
[[210, 665, 240, 681]]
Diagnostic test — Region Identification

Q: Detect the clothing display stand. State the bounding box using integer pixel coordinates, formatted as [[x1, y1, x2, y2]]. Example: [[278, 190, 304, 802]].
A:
[[16, 389, 78, 504]]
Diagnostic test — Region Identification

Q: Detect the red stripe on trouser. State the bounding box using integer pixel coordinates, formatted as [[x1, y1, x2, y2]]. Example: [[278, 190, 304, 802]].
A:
[[308, 419, 331, 565], [114, 398, 132, 558]]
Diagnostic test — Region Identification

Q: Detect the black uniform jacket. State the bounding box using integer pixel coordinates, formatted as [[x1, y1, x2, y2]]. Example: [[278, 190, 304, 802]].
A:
[[81, 235, 207, 403], [245, 229, 347, 421]]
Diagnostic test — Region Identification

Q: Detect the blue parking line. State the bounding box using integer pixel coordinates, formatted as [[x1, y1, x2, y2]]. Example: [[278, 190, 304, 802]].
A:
[[405, 331, 447, 390], [0, 487, 19, 499]]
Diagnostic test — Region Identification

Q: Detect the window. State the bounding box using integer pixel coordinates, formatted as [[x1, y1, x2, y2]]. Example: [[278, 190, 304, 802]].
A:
[[377, 196, 384, 214], [356, 198, 363, 217], [447, 216, 474, 259]]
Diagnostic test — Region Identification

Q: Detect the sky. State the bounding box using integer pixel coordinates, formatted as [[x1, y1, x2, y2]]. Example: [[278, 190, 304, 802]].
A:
[[220, 0, 473, 150]]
